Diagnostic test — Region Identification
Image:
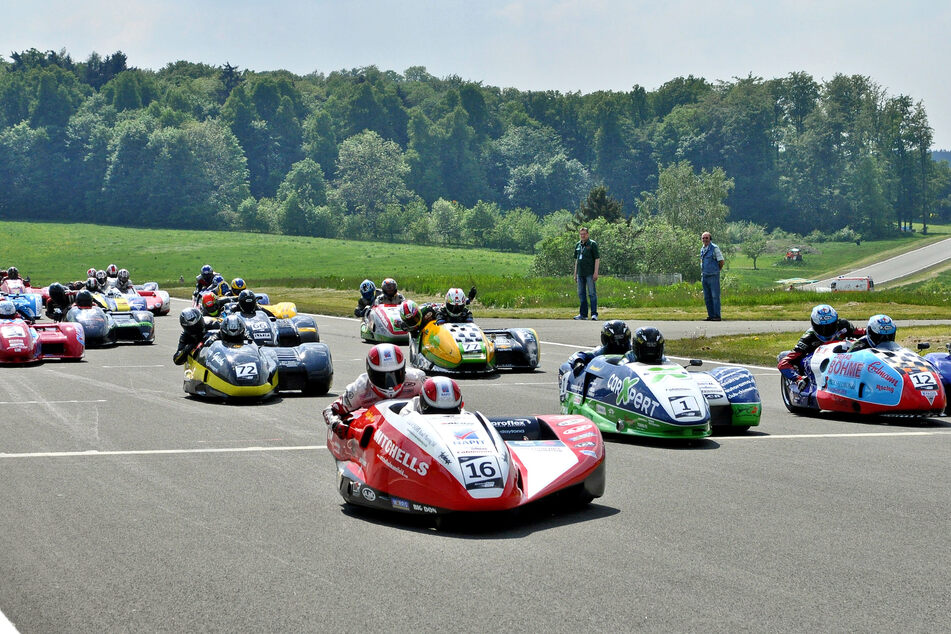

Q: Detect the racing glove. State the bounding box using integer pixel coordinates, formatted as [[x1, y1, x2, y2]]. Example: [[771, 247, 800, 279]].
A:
[[796, 376, 810, 392]]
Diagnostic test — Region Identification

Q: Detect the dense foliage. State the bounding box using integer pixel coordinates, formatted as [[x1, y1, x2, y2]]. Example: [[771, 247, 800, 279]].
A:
[[3, 48, 951, 274]]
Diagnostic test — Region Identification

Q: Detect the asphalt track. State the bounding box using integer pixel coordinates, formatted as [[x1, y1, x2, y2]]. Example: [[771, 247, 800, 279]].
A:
[[2, 303, 950, 632], [807, 235, 951, 289]]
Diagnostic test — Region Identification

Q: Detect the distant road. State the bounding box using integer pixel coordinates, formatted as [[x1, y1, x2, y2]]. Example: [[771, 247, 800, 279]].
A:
[[806, 235, 951, 289]]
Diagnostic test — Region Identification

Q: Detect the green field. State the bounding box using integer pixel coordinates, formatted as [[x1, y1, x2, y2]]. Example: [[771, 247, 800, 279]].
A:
[[4, 220, 950, 321]]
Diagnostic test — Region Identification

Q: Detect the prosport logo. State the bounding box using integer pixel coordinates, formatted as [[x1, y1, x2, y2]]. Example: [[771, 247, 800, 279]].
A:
[[607, 374, 639, 406]]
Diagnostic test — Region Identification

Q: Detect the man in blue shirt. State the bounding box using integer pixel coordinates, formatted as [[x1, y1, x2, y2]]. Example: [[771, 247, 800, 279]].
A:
[[700, 231, 724, 321]]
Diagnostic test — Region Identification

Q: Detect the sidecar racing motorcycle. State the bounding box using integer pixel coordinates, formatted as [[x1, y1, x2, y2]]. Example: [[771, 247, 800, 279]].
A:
[[778, 340, 947, 417], [326, 400, 605, 520]]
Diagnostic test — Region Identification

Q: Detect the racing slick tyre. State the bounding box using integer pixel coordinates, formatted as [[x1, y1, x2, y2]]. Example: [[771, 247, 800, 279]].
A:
[[780, 376, 809, 415]]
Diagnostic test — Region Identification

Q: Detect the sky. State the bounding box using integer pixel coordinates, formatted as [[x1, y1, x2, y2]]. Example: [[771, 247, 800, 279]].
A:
[[4, 0, 951, 148]]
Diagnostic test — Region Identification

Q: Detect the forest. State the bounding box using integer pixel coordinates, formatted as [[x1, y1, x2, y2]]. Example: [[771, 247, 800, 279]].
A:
[[2, 48, 950, 280]]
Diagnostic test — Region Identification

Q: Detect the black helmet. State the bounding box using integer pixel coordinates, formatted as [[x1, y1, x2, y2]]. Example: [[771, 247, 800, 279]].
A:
[[179, 307, 204, 336], [85, 277, 99, 292], [75, 290, 94, 308], [237, 289, 257, 315], [600, 320, 632, 354], [633, 327, 665, 364], [6, 266, 19, 280], [219, 314, 246, 344], [381, 278, 398, 297]]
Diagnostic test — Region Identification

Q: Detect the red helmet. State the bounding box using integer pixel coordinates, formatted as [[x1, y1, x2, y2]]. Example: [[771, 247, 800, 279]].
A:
[[200, 292, 218, 312], [366, 343, 405, 398], [399, 300, 421, 330], [86, 267, 97, 278], [420, 377, 462, 415]]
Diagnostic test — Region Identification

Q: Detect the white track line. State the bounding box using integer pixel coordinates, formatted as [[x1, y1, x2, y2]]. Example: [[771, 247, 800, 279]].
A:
[[1, 445, 326, 459], [727, 431, 951, 440], [0, 609, 18, 633], [0, 399, 108, 405]]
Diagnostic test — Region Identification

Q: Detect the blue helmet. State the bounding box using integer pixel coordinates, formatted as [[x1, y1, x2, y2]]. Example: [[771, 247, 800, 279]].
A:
[[866, 314, 896, 346], [810, 304, 839, 341], [200, 264, 214, 280], [360, 279, 376, 302], [231, 278, 247, 293]]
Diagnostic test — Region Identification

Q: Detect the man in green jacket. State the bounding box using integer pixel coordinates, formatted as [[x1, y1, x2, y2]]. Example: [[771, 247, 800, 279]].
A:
[[573, 227, 600, 320]]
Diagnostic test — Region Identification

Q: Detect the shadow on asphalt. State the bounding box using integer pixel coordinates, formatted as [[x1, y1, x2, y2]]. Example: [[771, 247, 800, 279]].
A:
[[606, 434, 720, 450], [339, 498, 620, 538], [808, 411, 951, 428]]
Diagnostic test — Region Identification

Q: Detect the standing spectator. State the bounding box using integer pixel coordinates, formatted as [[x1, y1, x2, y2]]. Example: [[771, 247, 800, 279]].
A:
[[700, 231, 724, 321], [573, 227, 600, 320]]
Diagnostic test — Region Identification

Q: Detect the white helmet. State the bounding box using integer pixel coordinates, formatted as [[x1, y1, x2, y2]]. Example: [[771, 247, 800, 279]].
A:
[[420, 377, 462, 414], [445, 287, 467, 316], [366, 343, 406, 398]]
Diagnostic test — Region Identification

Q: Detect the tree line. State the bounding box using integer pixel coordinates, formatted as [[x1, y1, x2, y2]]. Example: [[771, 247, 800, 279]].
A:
[[2, 48, 950, 272]]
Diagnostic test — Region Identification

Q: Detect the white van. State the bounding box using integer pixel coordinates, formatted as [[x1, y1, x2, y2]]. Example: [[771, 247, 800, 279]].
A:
[[830, 276, 874, 292]]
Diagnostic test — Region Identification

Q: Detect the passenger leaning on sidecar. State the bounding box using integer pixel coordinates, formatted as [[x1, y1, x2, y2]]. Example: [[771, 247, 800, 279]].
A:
[[777, 304, 866, 386], [323, 343, 426, 437]]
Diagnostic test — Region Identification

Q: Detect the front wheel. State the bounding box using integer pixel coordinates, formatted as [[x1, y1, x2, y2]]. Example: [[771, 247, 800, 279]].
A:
[[780, 376, 809, 414]]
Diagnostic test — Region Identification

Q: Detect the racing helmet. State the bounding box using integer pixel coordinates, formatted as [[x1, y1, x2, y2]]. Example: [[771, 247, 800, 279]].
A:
[[600, 320, 632, 354], [85, 277, 99, 292], [445, 287, 467, 316], [95, 270, 107, 286], [106, 264, 118, 278], [419, 377, 463, 415], [399, 300, 421, 331], [75, 290, 94, 308], [866, 314, 897, 346], [200, 265, 214, 281], [6, 266, 19, 280], [366, 343, 406, 398], [200, 292, 219, 315], [86, 267, 97, 278], [810, 304, 839, 341], [0, 300, 17, 319], [117, 268, 130, 284], [360, 279, 376, 303], [219, 314, 246, 344], [381, 278, 398, 298], [231, 278, 247, 293], [237, 290, 257, 315], [179, 307, 204, 336], [214, 280, 231, 297], [633, 327, 666, 364]]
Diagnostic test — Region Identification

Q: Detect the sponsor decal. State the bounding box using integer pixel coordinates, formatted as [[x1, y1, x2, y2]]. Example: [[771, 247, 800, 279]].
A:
[[580, 450, 598, 458], [391, 497, 410, 510], [606, 374, 659, 417], [595, 404, 606, 415], [866, 361, 899, 387], [921, 390, 938, 405], [569, 431, 596, 441], [438, 451, 452, 465], [574, 441, 596, 448], [412, 503, 438, 514], [562, 424, 592, 435], [373, 429, 430, 476], [361, 487, 376, 502]]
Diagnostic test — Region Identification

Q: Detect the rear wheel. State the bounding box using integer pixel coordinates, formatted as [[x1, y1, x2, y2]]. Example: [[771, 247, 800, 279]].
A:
[[780, 376, 809, 414]]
